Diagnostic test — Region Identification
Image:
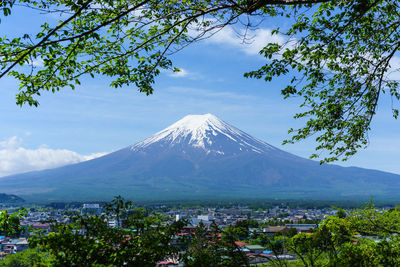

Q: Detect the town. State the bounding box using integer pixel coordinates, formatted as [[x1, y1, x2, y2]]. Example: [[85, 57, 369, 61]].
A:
[[0, 200, 373, 265]]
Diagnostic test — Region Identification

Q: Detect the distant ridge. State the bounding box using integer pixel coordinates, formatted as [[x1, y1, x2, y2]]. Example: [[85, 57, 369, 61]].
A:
[[0, 193, 25, 203], [0, 114, 400, 202]]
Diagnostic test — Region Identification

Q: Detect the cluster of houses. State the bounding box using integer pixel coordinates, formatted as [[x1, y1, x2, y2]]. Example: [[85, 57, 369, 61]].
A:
[[0, 209, 55, 257], [0, 236, 28, 256], [0, 203, 333, 262], [155, 225, 313, 267], [167, 206, 334, 228], [156, 213, 318, 266]]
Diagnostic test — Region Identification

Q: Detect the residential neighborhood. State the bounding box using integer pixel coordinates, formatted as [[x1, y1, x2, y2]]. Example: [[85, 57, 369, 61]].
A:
[[0, 202, 344, 265]]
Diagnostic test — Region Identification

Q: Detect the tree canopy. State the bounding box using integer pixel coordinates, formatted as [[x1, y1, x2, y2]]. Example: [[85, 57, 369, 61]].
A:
[[1, 0, 399, 162]]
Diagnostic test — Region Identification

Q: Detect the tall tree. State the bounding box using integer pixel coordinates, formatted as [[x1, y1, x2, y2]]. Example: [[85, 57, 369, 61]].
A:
[[0, 209, 26, 237]]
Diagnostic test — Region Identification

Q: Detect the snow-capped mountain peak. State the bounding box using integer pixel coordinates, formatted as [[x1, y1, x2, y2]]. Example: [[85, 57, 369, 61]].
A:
[[131, 114, 276, 155]]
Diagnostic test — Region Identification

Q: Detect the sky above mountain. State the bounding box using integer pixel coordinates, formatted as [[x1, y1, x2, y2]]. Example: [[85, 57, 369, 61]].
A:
[[1, 7, 400, 177]]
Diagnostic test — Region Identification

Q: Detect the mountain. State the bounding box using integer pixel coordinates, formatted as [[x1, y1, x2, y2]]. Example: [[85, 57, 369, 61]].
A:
[[0, 193, 25, 203], [1, 113, 400, 202]]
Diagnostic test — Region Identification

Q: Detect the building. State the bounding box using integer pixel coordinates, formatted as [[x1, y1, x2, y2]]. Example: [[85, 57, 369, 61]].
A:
[[81, 204, 101, 215]]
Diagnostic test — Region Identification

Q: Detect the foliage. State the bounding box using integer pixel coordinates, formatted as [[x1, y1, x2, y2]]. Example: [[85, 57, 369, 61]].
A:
[[284, 204, 400, 266], [245, 0, 400, 162], [5, 199, 400, 266], [223, 223, 249, 241], [0, 248, 54, 267], [285, 227, 298, 237], [0, 209, 26, 237], [335, 208, 346, 219], [24, 196, 249, 266], [29, 197, 186, 266], [0, 0, 270, 107], [184, 221, 249, 267], [288, 233, 325, 267], [346, 202, 400, 236]]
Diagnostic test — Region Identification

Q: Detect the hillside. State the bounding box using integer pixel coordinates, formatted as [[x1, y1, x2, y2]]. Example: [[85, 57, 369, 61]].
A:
[[0, 193, 25, 203]]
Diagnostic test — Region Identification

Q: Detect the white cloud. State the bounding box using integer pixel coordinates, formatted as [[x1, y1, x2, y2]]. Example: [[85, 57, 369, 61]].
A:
[[29, 58, 44, 67], [168, 68, 190, 78], [164, 67, 203, 80], [0, 136, 107, 177], [0, 136, 22, 150], [83, 152, 108, 161], [388, 56, 400, 80], [204, 27, 286, 55]]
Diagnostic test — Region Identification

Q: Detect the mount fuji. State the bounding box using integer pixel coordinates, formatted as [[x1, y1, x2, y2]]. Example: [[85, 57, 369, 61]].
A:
[[1, 114, 400, 202]]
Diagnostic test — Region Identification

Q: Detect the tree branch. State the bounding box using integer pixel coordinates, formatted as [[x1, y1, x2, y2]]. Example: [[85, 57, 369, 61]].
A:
[[0, 1, 93, 79]]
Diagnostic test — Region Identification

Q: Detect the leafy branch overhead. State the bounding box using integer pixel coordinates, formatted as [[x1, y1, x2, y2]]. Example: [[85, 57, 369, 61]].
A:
[[0, 0, 255, 106], [1, 0, 400, 162], [246, 0, 400, 162]]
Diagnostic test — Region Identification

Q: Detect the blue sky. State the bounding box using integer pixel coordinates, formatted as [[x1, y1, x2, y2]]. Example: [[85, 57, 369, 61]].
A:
[[1, 6, 400, 177]]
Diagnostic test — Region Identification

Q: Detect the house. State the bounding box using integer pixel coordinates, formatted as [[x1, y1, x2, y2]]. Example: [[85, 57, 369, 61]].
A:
[[247, 253, 269, 264], [285, 224, 317, 233], [1, 244, 16, 254], [156, 257, 182, 267], [0, 238, 29, 254], [11, 238, 28, 252], [157, 261, 179, 267], [244, 244, 265, 254], [81, 203, 101, 215], [263, 226, 288, 236], [234, 241, 250, 248], [31, 222, 51, 234]]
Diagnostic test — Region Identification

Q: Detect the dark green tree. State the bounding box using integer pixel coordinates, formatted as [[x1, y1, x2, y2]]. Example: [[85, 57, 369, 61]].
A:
[[223, 223, 249, 241], [336, 208, 347, 219], [29, 197, 186, 266], [0, 248, 54, 267], [288, 233, 324, 267], [184, 221, 249, 267], [283, 204, 400, 266], [0, 209, 26, 237]]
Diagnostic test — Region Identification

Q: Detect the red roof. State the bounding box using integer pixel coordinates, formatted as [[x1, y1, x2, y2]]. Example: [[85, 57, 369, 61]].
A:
[[235, 241, 250, 247]]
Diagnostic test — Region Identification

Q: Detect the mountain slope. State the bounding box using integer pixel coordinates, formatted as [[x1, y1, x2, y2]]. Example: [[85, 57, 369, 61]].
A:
[[0, 193, 25, 203], [1, 114, 400, 202]]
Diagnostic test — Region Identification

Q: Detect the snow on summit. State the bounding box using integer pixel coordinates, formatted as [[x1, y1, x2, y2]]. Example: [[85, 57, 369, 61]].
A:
[[131, 114, 276, 154]]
